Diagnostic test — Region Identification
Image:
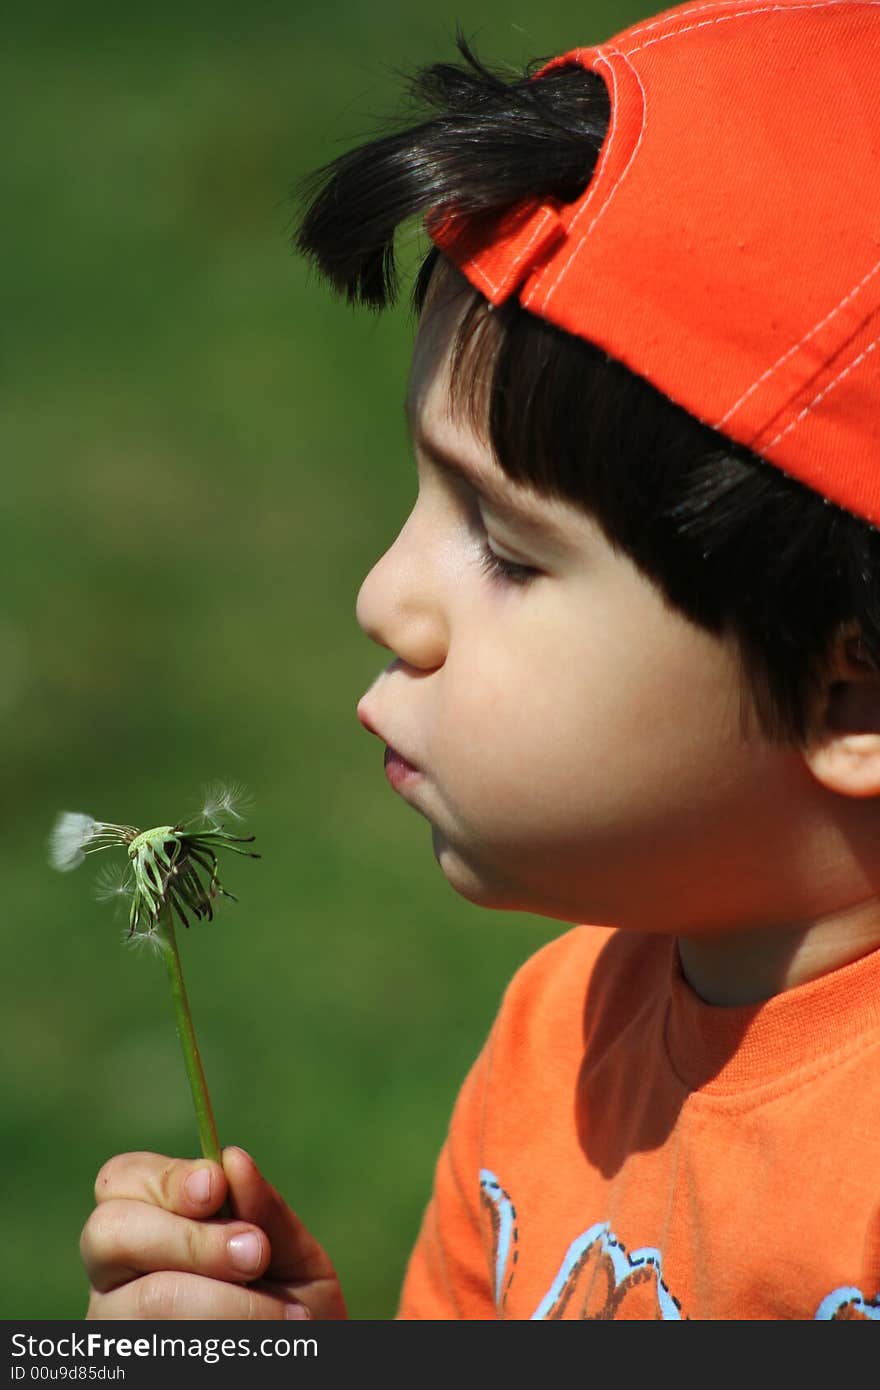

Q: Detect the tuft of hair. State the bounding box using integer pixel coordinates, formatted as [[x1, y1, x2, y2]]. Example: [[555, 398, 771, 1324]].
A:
[[291, 29, 610, 311]]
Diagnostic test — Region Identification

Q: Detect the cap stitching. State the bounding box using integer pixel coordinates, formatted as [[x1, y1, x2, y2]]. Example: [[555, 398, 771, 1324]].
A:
[[620, 0, 873, 48], [466, 206, 560, 301], [714, 255, 880, 431], [624, 0, 750, 42], [532, 49, 648, 313], [623, 0, 880, 58], [625, 0, 745, 41], [763, 331, 880, 452], [521, 48, 618, 308]]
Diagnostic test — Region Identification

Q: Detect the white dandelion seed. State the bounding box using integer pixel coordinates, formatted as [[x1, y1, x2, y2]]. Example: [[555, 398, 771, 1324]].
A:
[[93, 862, 133, 901], [93, 861, 134, 908], [49, 812, 101, 871], [199, 781, 252, 827], [122, 923, 165, 959], [48, 811, 137, 872]]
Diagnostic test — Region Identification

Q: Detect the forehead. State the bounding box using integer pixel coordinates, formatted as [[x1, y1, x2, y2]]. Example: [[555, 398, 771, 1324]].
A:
[[406, 266, 477, 435], [404, 265, 594, 550]]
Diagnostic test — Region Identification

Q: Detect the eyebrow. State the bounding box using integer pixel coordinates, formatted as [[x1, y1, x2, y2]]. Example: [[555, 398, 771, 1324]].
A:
[[403, 401, 570, 547]]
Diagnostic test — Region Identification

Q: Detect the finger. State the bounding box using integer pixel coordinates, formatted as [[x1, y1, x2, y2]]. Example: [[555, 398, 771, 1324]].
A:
[[81, 1198, 272, 1294], [221, 1147, 336, 1285], [93, 1152, 229, 1219], [88, 1270, 312, 1321]]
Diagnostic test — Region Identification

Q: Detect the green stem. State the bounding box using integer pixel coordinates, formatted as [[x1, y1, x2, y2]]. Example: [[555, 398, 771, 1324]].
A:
[[156, 900, 222, 1164]]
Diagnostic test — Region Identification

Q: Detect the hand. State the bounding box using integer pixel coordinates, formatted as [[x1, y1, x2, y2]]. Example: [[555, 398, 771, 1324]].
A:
[[80, 1146, 347, 1320]]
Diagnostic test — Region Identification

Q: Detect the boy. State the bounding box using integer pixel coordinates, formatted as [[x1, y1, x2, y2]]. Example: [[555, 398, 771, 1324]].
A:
[[79, 0, 880, 1319]]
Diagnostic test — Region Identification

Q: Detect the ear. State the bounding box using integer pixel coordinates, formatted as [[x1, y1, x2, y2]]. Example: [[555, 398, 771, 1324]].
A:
[[801, 629, 880, 798]]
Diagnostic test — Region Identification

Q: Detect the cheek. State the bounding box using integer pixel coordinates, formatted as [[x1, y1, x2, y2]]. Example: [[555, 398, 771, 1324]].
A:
[[432, 614, 754, 850], [431, 634, 607, 840]]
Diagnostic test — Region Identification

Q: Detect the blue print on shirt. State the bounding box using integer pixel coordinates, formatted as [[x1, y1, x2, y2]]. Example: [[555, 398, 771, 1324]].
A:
[[480, 1169, 880, 1320], [480, 1169, 682, 1319], [815, 1288, 880, 1320]]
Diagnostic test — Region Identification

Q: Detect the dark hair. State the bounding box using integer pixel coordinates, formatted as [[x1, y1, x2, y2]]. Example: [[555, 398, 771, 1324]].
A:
[[293, 33, 880, 744]]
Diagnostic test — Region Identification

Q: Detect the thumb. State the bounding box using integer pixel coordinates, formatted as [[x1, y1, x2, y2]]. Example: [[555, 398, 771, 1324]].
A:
[[221, 1146, 338, 1288]]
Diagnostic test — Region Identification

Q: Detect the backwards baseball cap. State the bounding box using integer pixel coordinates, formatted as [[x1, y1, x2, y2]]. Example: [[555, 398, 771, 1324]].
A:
[[429, 0, 880, 526]]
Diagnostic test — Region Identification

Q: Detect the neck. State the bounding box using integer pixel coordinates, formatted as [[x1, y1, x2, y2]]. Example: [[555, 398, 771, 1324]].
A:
[[677, 898, 880, 1005]]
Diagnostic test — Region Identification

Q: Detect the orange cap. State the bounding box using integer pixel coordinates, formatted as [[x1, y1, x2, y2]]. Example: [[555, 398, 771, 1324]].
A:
[[430, 0, 880, 525]]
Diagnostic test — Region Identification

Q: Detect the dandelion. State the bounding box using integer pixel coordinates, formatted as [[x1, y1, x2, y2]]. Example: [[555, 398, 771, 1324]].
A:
[[48, 784, 260, 1165]]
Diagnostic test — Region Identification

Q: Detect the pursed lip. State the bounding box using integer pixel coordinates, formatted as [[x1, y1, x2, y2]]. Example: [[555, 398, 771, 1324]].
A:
[[356, 697, 422, 772]]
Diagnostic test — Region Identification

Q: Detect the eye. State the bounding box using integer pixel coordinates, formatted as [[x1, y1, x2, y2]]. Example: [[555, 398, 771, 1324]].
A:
[[477, 539, 540, 588]]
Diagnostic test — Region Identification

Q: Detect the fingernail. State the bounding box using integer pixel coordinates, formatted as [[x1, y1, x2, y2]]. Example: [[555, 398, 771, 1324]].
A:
[[185, 1168, 213, 1205], [228, 1232, 263, 1274], [285, 1303, 312, 1320]]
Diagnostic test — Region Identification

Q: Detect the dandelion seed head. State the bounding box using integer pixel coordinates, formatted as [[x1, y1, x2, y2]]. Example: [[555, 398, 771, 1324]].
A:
[[52, 790, 257, 953]]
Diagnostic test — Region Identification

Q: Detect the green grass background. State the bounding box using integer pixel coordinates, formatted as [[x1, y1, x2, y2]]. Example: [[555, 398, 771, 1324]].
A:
[[2, 0, 652, 1319]]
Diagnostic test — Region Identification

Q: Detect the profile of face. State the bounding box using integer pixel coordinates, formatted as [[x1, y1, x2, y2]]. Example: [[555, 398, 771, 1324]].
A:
[[355, 271, 821, 937]]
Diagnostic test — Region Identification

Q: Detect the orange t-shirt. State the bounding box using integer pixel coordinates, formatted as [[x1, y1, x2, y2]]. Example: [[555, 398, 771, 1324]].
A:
[[397, 925, 880, 1319]]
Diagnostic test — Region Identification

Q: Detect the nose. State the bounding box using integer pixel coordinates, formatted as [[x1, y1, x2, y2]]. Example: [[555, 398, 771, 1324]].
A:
[[356, 506, 449, 672]]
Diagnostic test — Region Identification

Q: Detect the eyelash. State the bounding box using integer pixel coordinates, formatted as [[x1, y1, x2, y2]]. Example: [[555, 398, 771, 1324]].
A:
[[477, 540, 540, 588]]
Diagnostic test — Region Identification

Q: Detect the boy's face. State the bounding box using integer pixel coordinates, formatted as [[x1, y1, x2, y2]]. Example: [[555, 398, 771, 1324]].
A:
[[355, 271, 813, 935]]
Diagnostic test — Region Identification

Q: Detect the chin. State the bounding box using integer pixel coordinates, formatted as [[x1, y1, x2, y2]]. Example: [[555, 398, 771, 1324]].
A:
[[430, 827, 528, 911]]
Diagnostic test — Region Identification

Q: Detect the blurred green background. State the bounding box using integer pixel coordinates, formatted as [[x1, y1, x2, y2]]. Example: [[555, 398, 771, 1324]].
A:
[[2, 0, 651, 1319]]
